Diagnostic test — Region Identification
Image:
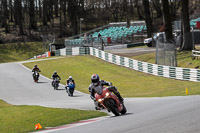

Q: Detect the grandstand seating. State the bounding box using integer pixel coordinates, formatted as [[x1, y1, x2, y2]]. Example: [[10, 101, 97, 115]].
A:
[[190, 18, 200, 28], [65, 25, 147, 46], [65, 18, 200, 47], [91, 25, 146, 38]]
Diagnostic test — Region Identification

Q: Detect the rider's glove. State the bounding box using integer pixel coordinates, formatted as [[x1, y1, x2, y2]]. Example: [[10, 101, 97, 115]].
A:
[[90, 95, 96, 101], [108, 82, 112, 86]]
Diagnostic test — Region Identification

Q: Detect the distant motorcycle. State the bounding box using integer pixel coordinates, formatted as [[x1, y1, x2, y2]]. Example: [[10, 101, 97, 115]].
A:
[[95, 86, 127, 116], [52, 78, 60, 90], [33, 71, 39, 83], [65, 82, 75, 96]]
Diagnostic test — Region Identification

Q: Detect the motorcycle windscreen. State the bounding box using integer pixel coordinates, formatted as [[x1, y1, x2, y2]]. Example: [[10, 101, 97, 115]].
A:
[[94, 86, 103, 95], [34, 71, 38, 75], [55, 78, 59, 81]]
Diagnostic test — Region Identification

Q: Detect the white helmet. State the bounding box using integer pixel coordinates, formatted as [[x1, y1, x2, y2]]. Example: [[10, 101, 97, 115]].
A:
[[69, 76, 72, 80]]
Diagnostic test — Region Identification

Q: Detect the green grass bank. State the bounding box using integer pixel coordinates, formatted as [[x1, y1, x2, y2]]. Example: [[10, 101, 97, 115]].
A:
[[0, 100, 107, 133], [131, 48, 200, 69], [23, 55, 200, 97], [0, 42, 48, 63]]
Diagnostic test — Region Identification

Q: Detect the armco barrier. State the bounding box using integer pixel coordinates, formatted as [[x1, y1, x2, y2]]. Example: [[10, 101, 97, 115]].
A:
[[55, 50, 60, 56], [55, 47, 90, 56]]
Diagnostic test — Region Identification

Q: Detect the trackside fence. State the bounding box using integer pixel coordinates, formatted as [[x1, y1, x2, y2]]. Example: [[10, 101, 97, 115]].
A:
[[55, 47, 90, 56], [55, 47, 200, 82]]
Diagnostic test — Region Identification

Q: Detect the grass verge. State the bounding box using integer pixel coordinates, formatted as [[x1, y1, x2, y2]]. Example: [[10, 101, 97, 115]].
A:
[[23, 55, 200, 97], [0, 42, 48, 63], [131, 47, 200, 69], [0, 100, 107, 133]]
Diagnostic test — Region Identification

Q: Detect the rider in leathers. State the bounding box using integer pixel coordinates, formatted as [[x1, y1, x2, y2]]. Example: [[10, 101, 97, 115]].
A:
[[51, 71, 61, 86], [32, 64, 41, 72], [66, 76, 75, 86], [88, 74, 124, 110], [32, 64, 41, 79]]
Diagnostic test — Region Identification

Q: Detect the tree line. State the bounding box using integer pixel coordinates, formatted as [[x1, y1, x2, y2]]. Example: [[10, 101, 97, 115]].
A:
[[0, 0, 195, 50]]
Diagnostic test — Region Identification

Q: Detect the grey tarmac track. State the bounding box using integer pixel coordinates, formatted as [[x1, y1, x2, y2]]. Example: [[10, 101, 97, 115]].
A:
[[1, 58, 200, 133], [0, 61, 93, 110], [108, 47, 156, 56]]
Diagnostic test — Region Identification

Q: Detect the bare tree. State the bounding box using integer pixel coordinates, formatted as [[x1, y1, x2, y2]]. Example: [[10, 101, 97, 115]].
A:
[[14, 0, 24, 35], [29, 0, 37, 30], [38, 0, 42, 18], [143, 0, 153, 38], [129, 0, 135, 20], [169, 0, 181, 21], [43, 0, 48, 25], [161, 0, 173, 42], [0, 1, 2, 27], [62, 0, 67, 27], [124, 0, 130, 28], [179, 0, 193, 51], [9, 0, 13, 22], [110, 2, 120, 22], [109, 1, 127, 22], [2, 0, 9, 33], [152, 0, 162, 18], [135, 0, 144, 20], [54, 0, 59, 17], [67, 0, 79, 35], [59, 0, 64, 37]]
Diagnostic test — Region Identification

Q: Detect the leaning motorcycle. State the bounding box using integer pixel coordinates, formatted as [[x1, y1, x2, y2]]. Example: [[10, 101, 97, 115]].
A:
[[65, 82, 75, 96], [53, 78, 60, 90], [95, 86, 127, 116], [33, 71, 39, 83]]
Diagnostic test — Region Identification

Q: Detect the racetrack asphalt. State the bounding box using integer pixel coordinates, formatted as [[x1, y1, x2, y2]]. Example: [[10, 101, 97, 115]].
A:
[[1, 57, 200, 133]]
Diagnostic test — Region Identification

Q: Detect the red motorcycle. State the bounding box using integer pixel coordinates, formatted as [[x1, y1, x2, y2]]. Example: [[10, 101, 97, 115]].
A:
[[95, 87, 127, 116]]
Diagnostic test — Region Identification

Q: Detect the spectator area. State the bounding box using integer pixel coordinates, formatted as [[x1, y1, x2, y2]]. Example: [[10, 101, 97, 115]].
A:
[[65, 18, 200, 48], [65, 22, 147, 47]]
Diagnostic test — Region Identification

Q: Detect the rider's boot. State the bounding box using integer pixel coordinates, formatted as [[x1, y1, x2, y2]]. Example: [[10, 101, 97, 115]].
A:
[[115, 92, 124, 103], [108, 86, 124, 103], [94, 101, 101, 110]]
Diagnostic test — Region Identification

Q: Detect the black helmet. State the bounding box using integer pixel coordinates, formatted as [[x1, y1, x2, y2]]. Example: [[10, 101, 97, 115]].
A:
[[54, 71, 57, 74], [34, 64, 37, 68], [91, 74, 99, 86]]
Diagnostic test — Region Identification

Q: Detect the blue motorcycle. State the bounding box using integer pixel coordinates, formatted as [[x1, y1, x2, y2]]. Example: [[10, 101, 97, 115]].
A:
[[65, 82, 75, 96]]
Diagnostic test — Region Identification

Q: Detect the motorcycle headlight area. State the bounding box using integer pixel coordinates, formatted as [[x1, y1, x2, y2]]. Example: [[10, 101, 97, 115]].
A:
[[105, 92, 109, 97], [98, 99, 103, 102]]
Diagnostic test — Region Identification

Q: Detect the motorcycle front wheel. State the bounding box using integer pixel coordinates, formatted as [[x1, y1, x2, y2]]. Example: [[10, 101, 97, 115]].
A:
[[69, 89, 74, 96], [120, 103, 127, 115], [54, 83, 58, 90], [105, 99, 120, 116]]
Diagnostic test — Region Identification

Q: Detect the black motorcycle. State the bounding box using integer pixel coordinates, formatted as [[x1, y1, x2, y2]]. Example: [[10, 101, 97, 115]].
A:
[[52, 78, 60, 90], [33, 71, 39, 83]]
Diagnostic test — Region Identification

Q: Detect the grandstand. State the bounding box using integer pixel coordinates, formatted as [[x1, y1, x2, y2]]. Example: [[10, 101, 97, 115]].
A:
[[65, 21, 146, 48], [65, 18, 200, 48]]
